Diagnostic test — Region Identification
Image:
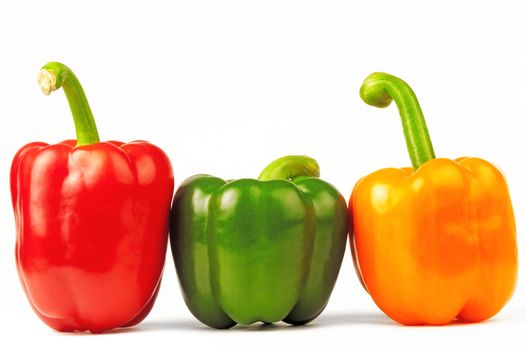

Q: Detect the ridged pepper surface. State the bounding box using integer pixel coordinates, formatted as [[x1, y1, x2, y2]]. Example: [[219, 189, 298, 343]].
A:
[[350, 72, 517, 325], [11, 62, 174, 333], [171, 156, 347, 328]]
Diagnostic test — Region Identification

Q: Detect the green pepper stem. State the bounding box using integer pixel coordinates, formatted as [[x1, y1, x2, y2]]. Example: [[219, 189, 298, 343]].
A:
[[38, 62, 100, 146], [258, 155, 320, 181], [360, 72, 435, 170]]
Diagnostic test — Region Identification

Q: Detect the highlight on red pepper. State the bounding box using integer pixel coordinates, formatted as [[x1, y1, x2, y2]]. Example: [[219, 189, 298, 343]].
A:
[[10, 62, 174, 333], [170, 155, 348, 328], [350, 72, 517, 325]]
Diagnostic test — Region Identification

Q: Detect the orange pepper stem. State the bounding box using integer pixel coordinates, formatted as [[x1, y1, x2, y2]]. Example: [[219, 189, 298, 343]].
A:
[[360, 72, 435, 170]]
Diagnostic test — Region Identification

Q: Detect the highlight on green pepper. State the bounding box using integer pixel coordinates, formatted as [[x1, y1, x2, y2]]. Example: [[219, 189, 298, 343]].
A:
[[170, 155, 348, 328]]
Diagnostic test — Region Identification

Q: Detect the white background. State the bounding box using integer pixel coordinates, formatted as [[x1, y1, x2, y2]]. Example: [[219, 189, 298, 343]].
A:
[[1, 0, 525, 348]]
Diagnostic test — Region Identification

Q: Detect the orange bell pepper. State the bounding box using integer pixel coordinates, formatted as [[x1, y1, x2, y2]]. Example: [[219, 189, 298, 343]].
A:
[[350, 72, 517, 325]]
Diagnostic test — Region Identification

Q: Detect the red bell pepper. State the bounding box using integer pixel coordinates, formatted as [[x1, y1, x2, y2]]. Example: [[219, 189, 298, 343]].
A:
[[10, 62, 174, 333]]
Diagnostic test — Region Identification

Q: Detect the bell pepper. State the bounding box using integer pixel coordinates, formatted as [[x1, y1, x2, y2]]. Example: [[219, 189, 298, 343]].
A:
[[170, 156, 347, 328], [10, 62, 174, 333], [350, 72, 517, 325]]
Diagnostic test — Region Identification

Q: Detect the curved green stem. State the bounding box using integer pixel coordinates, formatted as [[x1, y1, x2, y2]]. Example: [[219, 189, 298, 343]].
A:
[[258, 155, 320, 181], [360, 72, 435, 170], [38, 62, 100, 146]]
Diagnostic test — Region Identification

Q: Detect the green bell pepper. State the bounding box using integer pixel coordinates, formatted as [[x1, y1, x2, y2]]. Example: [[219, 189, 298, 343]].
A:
[[170, 156, 348, 328]]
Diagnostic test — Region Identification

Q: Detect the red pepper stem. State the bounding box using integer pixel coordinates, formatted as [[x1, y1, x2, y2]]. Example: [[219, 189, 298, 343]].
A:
[[360, 72, 436, 170], [38, 62, 100, 146], [258, 155, 320, 181]]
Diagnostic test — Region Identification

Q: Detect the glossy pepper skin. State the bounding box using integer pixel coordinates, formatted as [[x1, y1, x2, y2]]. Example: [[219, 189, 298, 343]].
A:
[[171, 156, 347, 328], [10, 62, 174, 333], [350, 72, 517, 325]]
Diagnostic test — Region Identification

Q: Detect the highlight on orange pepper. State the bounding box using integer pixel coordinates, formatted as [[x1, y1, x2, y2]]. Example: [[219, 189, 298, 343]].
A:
[[350, 72, 517, 325]]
